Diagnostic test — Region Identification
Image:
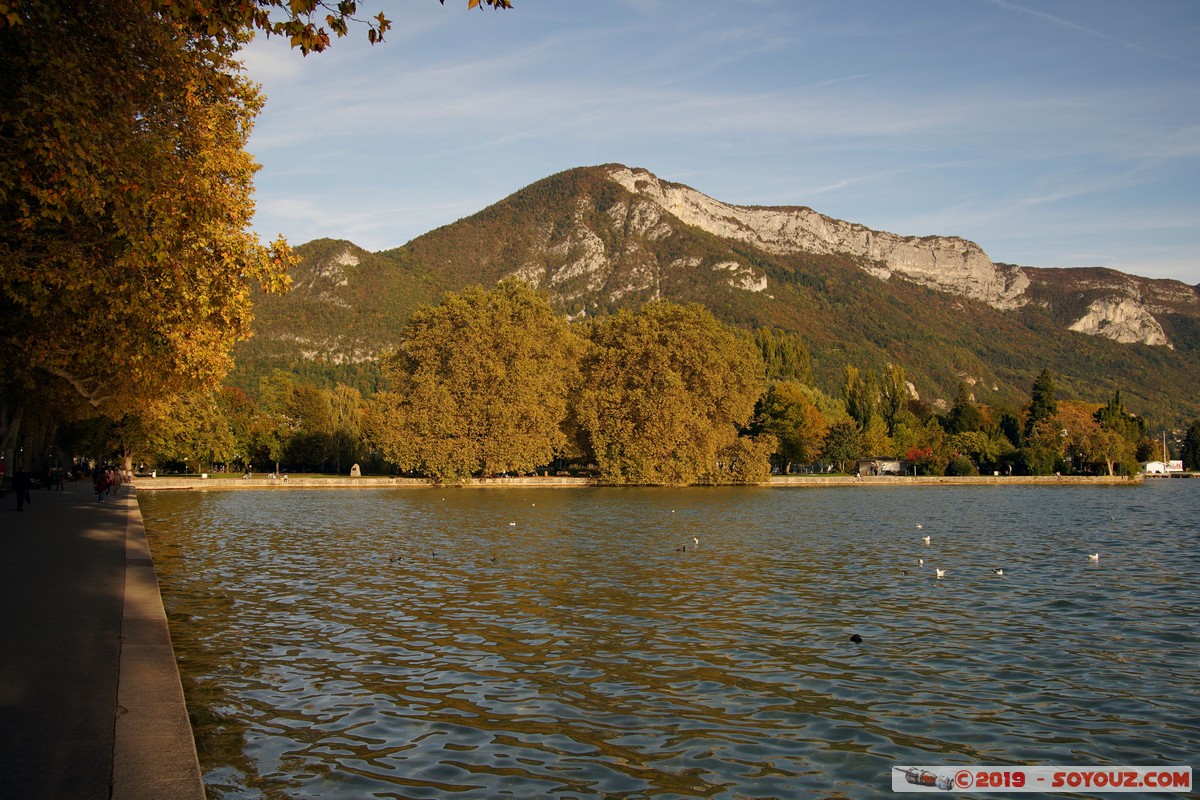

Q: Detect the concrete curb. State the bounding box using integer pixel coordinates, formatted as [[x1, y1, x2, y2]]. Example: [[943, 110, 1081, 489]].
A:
[[112, 489, 205, 800]]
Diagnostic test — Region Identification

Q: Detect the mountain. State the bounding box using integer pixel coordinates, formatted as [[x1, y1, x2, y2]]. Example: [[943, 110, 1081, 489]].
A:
[[228, 238, 440, 395], [232, 165, 1200, 424]]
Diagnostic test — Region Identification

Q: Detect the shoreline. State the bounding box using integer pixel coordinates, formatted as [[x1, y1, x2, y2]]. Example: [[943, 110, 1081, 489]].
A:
[[132, 473, 1153, 491]]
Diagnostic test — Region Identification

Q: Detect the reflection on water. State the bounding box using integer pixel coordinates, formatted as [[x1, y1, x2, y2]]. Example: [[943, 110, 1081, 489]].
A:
[[139, 482, 1200, 799]]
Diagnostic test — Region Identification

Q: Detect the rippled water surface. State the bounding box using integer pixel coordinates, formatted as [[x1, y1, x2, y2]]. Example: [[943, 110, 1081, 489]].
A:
[[139, 482, 1200, 799]]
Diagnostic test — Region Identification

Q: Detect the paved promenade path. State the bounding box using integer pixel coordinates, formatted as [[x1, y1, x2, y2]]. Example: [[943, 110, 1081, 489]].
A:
[[0, 481, 204, 800]]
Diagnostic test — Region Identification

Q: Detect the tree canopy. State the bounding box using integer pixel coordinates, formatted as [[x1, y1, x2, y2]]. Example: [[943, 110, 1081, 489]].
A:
[[369, 281, 580, 483], [754, 380, 828, 472], [1, 0, 292, 418], [1025, 368, 1058, 439], [575, 302, 766, 485], [0, 0, 512, 470], [1183, 420, 1200, 471]]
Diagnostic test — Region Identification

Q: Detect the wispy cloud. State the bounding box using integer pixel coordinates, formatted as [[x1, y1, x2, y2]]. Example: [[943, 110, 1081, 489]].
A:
[[981, 0, 1200, 70], [241, 1, 1200, 282]]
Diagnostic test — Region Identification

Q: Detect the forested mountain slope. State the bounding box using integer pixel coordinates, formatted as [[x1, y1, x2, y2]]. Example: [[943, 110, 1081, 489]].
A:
[[233, 165, 1200, 424]]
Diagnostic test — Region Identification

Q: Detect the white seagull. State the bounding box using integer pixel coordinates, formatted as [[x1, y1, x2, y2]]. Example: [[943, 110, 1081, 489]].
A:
[[1088, 553, 1099, 562], [992, 568, 1004, 576], [935, 568, 947, 578], [922, 535, 931, 544]]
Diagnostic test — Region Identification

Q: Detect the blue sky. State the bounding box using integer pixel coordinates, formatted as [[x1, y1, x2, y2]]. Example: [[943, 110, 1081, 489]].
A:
[[239, 0, 1200, 284]]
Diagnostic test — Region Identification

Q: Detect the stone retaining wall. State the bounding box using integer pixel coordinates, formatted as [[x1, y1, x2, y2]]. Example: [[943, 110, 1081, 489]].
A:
[[134, 474, 1143, 491]]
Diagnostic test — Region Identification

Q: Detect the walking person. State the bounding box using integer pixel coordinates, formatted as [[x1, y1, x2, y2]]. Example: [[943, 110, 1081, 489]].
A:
[[13, 470, 32, 511], [93, 466, 110, 502]]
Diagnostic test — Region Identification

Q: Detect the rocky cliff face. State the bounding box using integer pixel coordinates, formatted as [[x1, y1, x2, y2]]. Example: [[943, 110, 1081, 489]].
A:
[[505, 193, 768, 311], [607, 166, 1031, 310], [605, 165, 1197, 347], [1067, 297, 1170, 347]]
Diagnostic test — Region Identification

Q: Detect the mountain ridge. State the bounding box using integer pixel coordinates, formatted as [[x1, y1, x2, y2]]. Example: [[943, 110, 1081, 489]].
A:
[[233, 164, 1200, 424]]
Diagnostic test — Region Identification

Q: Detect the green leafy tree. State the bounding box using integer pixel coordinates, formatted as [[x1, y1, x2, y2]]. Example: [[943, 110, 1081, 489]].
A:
[[1094, 389, 1147, 457], [842, 366, 877, 429], [143, 391, 236, 470], [946, 382, 984, 434], [1024, 369, 1058, 440], [950, 429, 1014, 474], [1182, 420, 1200, 471], [217, 386, 257, 469], [1079, 427, 1136, 476], [370, 281, 580, 483], [998, 409, 1023, 448], [576, 302, 766, 485], [753, 328, 812, 383], [860, 414, 892, 459], [879, 363, 910, 436], [284, 384, 335, 470], [252, 371, 300, 473], [904, 419, 950, 475], [945, 454, 977, 476], [1018, 420, 1064, 475], [328, 384, 364, 475], [820, 421, 863, 474]]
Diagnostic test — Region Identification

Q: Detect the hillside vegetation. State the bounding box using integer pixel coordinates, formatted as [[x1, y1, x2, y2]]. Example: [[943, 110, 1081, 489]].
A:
[[233, 166, 1200, 428]]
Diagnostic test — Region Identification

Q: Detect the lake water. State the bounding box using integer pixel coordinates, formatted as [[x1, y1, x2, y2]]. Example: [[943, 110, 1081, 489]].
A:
[[138, 481, 1200, 799]]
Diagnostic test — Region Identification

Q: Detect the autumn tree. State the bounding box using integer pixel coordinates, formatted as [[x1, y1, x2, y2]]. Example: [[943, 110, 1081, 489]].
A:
[[0, 0, 509, 462], [575, 302, 767, 485], [710, 435, 777, 485], [754, 381, 828, 473], [151, 0, 511, 55], [1, 2, 293, 418], [1057, 400, 1102, 474], [369, 281, 580, 483]]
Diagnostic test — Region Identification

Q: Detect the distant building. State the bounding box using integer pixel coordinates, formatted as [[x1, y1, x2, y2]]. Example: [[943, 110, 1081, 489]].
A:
[[1142, 461, 1168, 474], [856, 458, 912, 476]]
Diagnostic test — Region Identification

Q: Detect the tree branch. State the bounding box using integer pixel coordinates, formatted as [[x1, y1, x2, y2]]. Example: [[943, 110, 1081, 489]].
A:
[[39, 364, 110, 408]]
